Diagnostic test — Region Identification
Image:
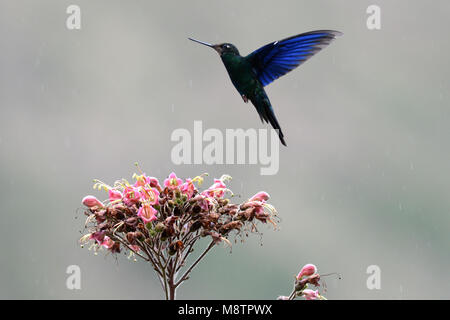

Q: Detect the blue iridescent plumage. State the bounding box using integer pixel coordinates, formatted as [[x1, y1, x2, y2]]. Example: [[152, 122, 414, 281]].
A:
[[247, 30, 342, 86]]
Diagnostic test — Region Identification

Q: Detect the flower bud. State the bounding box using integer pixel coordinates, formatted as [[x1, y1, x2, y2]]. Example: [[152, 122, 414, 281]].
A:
[[148, 177, 161, 189], [192, 205, 202, 214], [173, 206, 182, 216], [126, 232, 136, 244], [82, 195, 104, 208], [168, 240, 184, 256], [168, 245, 177, 256], [108, 189, 122, 202], [134, 231, 144, 241], [297, 263, 317, 279], [249, 191, 270, 202], [125, 217, 138, 226], [161, 226, 175, 240], [190, 220, 202, 232], [110, 241, 121, 253], [155, 222, 165, 233], [308, 274, 321, 287]]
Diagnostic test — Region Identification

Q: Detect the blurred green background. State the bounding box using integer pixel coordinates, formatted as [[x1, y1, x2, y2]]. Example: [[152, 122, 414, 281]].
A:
[[1, 0, 449, 299]]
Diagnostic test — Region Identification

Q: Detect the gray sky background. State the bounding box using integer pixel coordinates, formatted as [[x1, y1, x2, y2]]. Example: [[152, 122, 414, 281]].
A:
[[0, 0, 449, 299]]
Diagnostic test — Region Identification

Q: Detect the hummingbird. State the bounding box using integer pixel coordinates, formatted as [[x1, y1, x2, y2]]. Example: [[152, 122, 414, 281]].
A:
[[189, 30, 342, 146]]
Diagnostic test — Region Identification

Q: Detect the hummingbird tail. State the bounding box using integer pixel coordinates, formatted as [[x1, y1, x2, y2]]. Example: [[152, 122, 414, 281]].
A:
[[251, 90, 287, 146]]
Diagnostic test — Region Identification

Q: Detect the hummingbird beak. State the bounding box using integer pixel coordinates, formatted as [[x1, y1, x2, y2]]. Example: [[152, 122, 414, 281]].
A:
[[188, 38, 221, 54]]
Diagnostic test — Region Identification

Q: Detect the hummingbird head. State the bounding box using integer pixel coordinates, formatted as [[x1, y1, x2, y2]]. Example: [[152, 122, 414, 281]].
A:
[[214, 43, 239, 56], [189, 38, 240, 56]]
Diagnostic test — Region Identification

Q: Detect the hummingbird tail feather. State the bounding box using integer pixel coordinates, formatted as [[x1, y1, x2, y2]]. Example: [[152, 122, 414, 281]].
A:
[[251, 90, 287, 146]]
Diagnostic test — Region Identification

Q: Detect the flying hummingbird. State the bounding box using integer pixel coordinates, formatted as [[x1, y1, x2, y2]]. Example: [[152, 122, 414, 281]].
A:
[[189, 30, 342, 146]]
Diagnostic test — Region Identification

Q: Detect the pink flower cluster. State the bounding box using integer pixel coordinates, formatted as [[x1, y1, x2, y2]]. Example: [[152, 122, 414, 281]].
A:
[[83, 173, 163, 224], [80, 172, 278, 257]]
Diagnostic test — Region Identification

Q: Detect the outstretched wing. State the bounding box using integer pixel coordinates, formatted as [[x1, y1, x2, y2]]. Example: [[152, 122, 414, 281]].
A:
[[246, 30, 342, 87]]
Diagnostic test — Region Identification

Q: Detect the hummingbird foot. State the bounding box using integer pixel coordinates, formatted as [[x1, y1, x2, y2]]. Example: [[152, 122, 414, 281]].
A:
[[241, 95, 248, 103]]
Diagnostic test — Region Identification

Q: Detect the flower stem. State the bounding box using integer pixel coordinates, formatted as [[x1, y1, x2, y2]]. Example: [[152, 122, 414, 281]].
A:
[[174, 240, 215, 287], [288, 287, 297, 300]]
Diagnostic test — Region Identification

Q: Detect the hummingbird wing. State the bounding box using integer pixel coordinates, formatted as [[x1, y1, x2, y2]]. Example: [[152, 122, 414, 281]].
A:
[[246, 30, 342, 87]]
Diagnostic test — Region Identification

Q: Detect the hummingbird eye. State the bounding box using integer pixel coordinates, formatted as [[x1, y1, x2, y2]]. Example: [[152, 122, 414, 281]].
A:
[[223, 44, 230, 49]]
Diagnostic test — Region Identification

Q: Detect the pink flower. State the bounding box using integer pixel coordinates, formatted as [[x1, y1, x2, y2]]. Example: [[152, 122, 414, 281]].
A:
[[244, 201, 265, 214], [82, 195, 104, 208], [108, 189, 122, 202], [297, 264, 318, 279], [202, 179, 227, 198], [90, 231, 105, 244], [133, 175, 148, 188], [123, 186, 141, 206], [164, 172, 183, 189], [134, 174, 161, 189], [181, 178, 195, 199], [199, 197, 212, 211], [302, 289, 319, 300], [249, 191, 270, 203], [140, 187, 160, 205], [101, 236, 114, 249], [137, 204, 158, 223], [192, 195, 211, 211], [148, 177, 162, 190]]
